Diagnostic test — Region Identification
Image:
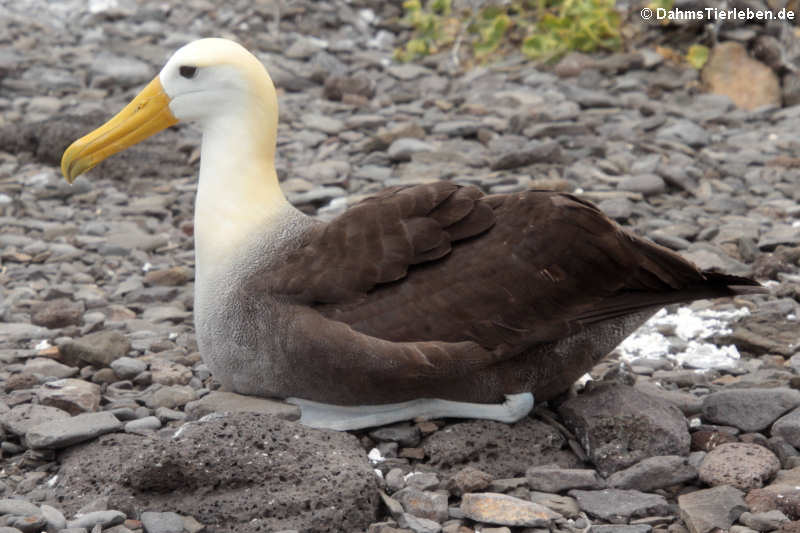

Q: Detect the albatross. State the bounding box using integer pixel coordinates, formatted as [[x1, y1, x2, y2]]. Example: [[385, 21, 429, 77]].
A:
[[61, 38, 763, 430]]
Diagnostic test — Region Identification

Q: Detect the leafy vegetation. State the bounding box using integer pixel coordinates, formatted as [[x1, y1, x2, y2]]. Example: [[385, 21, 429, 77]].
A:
[[394, 0, 623, 64]]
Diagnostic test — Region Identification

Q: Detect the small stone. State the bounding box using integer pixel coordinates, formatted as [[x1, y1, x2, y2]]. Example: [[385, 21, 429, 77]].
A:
[[558, 384, 690, 475], [607, 456, 697, 491], [398, 513, 441, 533], [124, 416, 161, 433], [143, 266, 192, 286], [144, 385, 196, 409], [569, 489, 670, 522], [460, 493, 561, 527], [183, 391, 300, 421], [592, 526, 652, 533], [22, 357, 78, 379], [139, 511, 184, 533], [26, 411, 122, 449], [447, 466, 493, 496], [149, 359, 192, 386], [387, 138, 434, 162], [596, 197, 633, 220], [617, 174, 666, 196], [701, 41, 781, 111], [4, 373, 39, 392], [41, 504, 67, 531], [656, 120, 709, 148], [528, 492, 580, 518], [701, 388, 800, 432], [110, 357, 147, 380], [67, 510, 126, 530], [772, 408, 800, 449], [526, 467, 604, 493], [369, 423, 421, 447], [36, 378, 101, 414], [490, 141, 561, 171], [7, 514, 46, 533], [400, 448, 425, 460], [386, 468, 406, 493], [0, 499, 42, 517], [182, 515, 205, 533], [738, 510, 789, 531], [393, 487, 448, 523], [698, 443, 780, 490], [679, 485, 747, 533], [60, 330, 131, 367], [405, 472, 439, 491], [30, 299, 84, 328], [1, 404, 71, 436]]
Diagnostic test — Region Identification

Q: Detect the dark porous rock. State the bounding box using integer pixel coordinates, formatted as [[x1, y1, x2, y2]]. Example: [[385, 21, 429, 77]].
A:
[[30, 298, 84, 328], [422, 418, 579, 478], [678, 485, 747, 533], [459, 493, 561, 527], [558, 384, 690, 475], [773, 408, 800, 449], [746, 468, 800, 517], [698, 442, 780, 490], [701, 388, 800, 433], [525, 467, 604, 493], [186, 391, 300, 421], [56, 413, 379, 533], [568, 489, 669, 522], [60, 330, 131, 368], [607, 455, 697, 491], [447, 466, 493, 497]]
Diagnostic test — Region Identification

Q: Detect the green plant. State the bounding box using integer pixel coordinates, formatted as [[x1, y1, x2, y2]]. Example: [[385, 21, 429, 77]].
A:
[[521, 0, 622, 62], [394, 0, 458, 62], [395, 0, 623, 65], [686, 44, 709, 69]]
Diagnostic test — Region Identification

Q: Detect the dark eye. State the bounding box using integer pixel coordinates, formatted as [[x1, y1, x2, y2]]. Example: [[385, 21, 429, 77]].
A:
[[179, 66, 197, 79]]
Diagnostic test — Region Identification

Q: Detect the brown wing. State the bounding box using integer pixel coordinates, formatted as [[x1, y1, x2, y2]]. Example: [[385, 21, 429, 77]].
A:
[[270, 182, 756, 381], [273, 181, 495, 303]]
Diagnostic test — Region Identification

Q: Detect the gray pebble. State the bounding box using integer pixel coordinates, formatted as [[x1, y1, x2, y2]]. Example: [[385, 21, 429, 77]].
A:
[[67, 510, 126, 530], [124, 416, 162, 432], [140, 511, 185, 533]]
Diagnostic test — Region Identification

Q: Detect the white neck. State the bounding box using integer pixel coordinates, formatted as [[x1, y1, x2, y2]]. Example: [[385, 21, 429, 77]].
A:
[[194, 106, 289, 279]]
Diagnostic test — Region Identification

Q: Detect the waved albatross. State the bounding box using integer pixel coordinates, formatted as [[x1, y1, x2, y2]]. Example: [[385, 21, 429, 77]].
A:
[[61, 38, 763, 430]]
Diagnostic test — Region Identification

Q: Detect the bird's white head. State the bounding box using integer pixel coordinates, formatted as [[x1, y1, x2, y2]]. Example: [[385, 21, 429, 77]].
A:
[[160, 38, 277, 126], [61, 38, 278, 183]]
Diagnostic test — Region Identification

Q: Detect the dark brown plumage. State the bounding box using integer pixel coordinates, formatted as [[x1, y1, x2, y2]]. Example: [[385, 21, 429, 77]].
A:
[[249, 181, 761, 405]]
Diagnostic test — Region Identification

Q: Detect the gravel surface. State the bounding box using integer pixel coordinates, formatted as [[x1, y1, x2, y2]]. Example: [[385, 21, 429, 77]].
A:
[[1, 0, 799, 532]]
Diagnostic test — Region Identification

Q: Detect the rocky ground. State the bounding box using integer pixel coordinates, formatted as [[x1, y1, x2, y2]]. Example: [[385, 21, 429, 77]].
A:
[[1, 0, 800, 532]]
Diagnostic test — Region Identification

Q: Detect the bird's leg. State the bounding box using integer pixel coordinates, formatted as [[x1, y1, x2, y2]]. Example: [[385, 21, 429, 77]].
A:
[[285, 392, 534, 431]]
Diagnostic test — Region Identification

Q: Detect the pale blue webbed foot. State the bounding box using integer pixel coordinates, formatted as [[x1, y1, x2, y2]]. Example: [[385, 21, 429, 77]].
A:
[[285, 392, 535, 431]]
